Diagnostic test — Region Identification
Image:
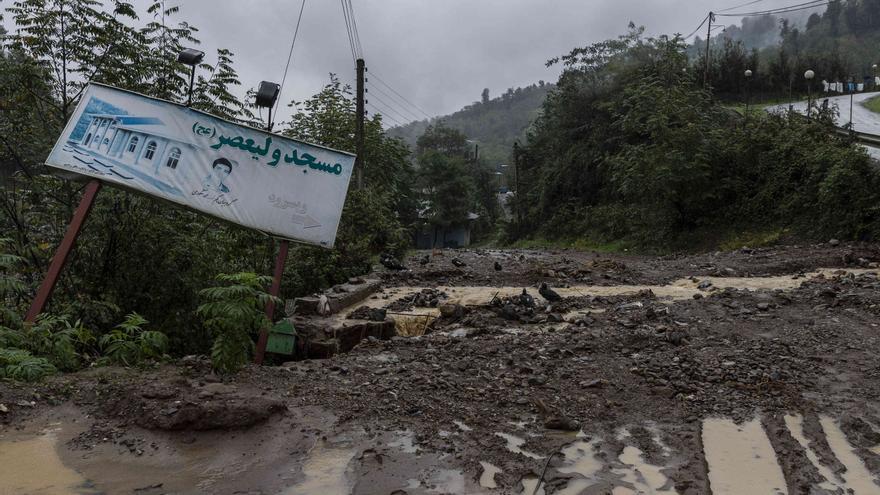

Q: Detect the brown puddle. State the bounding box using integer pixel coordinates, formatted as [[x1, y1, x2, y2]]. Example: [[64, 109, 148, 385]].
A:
[[818, 416, 880, 494], [284, 441, 356, 495], [345, 269, 877, 320], [784, 414, 843, 491], [613, 445, 674, 494], [701, 418, 786, 495], [0, 425, 95, 495]]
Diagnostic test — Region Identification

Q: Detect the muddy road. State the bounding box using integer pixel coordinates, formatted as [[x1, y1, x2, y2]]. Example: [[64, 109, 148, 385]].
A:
[[3, 243, 880, 494]]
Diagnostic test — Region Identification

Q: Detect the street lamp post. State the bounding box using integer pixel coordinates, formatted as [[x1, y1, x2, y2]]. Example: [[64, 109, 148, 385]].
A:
[[253, 80, 283, 366], [255, 81, 281, 132], [849, 76, 855, 132], [805, 69, 815, 118], [744, 69, 753, 118], [177, 48, 205, 107]]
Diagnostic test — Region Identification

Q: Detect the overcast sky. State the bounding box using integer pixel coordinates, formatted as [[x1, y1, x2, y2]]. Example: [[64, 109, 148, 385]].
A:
[[7, 0, 807, 123]]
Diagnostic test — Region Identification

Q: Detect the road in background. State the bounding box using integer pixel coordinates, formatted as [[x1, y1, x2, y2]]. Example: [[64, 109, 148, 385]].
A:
[[768, 91, 880, 159]]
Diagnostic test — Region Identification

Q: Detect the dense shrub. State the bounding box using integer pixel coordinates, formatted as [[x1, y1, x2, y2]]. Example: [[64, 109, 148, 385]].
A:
[[512, 27, 880, 249]]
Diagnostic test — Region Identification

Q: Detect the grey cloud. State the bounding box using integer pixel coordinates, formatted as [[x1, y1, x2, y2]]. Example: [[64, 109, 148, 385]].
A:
[[12, 0, 804, 121]]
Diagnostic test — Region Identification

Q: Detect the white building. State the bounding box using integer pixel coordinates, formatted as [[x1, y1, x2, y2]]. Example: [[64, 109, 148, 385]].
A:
[[79, 114, 197, 177]]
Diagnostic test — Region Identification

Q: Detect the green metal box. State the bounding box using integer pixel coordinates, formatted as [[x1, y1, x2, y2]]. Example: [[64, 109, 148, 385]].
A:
[[266, 320, 296, 356]]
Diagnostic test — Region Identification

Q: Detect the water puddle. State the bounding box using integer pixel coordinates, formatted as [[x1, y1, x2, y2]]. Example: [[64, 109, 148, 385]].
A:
[[388, 430, 420, 454], [479, 462, 502, 489], [555, 478, 592, 495], [556, 439, 602, 478], [0, 427, 95, 495], [392, 313, 437, 337], [520, 476, 546, 495], [285, 442, 356, 495], [701, 417, 786, 495], [783, 414, 842, 491], [819, 416, 880, 494], [613, 445, 674, 494], [426, 469, 466, 493], [495, 432, 544, 459], [341, 269, 877, 320]]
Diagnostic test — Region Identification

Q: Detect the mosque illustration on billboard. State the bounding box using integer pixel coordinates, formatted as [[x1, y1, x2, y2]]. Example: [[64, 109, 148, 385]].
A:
[[63, 98, 204, 198]]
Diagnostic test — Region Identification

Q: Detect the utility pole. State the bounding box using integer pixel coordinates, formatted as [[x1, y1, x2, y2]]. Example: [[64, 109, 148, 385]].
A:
[[513, 141, 521, 225], [355, 58, 366, 189], [849, 76, 855, 133], [703, 12, 714, 89]]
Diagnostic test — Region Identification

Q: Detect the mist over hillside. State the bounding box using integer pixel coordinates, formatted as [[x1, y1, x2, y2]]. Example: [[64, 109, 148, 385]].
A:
[[388, 82, 553, 166], [688, 7, 823, 56]]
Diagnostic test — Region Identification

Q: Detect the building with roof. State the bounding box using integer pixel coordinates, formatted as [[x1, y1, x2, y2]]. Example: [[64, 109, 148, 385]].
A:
[[79, 114, 197, 178]]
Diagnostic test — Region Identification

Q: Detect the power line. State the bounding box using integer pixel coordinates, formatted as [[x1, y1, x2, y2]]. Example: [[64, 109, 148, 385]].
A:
[[683, 13, 711, 40], [340, 0, 363, 62], [366, 82, 423, 121], [368, 71, 433, 119], [366, 102, 405, 127], [717, 0, 829, 17], [275, 0, 307, 115], [685, 0, 825, 41], [340, 0, 357, 62], [367, 92, 413, 124], [346, 0, 363, 58], [717, 0, 767, 13]]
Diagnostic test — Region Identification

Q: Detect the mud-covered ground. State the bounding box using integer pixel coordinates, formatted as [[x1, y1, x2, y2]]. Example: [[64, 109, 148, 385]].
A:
[[3, 242, 880, 494]]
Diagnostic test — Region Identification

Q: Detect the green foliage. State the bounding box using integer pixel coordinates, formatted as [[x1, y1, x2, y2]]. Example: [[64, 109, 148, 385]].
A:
[[197, 273, 276, 374], [513, 27, 880, 249], [0, 309, 167, 380], [0, 313, 94, 371], [2, 4, 415, 359], [98, 312, 168, 366], [864, 95, 880, 114], [0, 238, 26, 327], [277, 76, 416, 293], [0, 348, 56, 382], [414, 124, 499, 244]]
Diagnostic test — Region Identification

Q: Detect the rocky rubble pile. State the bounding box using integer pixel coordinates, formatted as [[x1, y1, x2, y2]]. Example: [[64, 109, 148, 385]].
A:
[[386, 288, 448, 311], [630, 336, 814, 417]]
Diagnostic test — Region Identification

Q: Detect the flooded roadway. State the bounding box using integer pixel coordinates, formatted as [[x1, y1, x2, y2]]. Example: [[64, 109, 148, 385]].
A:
[[3, 407, 879, 494]]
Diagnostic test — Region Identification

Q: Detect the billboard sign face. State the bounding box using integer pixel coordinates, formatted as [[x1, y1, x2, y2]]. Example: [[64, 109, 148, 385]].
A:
[[45, 83, 356, 248]]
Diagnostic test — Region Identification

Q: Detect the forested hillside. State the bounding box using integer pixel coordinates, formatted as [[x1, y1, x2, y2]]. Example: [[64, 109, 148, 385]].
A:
[[509, 24, 880, 250], [388, 82, 553, 165]]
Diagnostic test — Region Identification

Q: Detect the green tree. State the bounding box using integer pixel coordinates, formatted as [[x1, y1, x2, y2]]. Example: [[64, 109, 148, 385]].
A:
[[280, 75, 415, 287], [417, 150, 475, 235], [6, 0, 139, 120], [197, 273, 275, 374]]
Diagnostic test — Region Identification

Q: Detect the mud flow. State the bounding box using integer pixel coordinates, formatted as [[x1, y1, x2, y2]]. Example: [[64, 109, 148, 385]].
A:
[[3, 245, 880, 494]]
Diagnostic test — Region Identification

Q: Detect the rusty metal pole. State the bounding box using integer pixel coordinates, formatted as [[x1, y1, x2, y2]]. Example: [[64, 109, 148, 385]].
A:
[[254, 239, 289, 365], [25, 179, 102, 323]]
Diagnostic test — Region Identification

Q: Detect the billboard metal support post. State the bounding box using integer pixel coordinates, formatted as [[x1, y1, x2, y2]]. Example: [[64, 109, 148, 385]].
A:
[[254, 238, 289, 365], [25, 179, 102, 323]]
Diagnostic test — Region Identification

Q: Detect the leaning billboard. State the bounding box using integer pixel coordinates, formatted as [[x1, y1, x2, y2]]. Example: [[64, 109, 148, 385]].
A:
[[45, 83, 356, 248]]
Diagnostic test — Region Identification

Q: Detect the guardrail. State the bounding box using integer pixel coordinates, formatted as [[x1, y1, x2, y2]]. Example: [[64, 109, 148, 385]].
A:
[[831, 127, 880, 148], [783, 109, 880, 148]]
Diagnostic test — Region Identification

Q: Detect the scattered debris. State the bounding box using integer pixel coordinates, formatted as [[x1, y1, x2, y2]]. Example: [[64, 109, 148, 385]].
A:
[[538, 282, 562, 302]]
